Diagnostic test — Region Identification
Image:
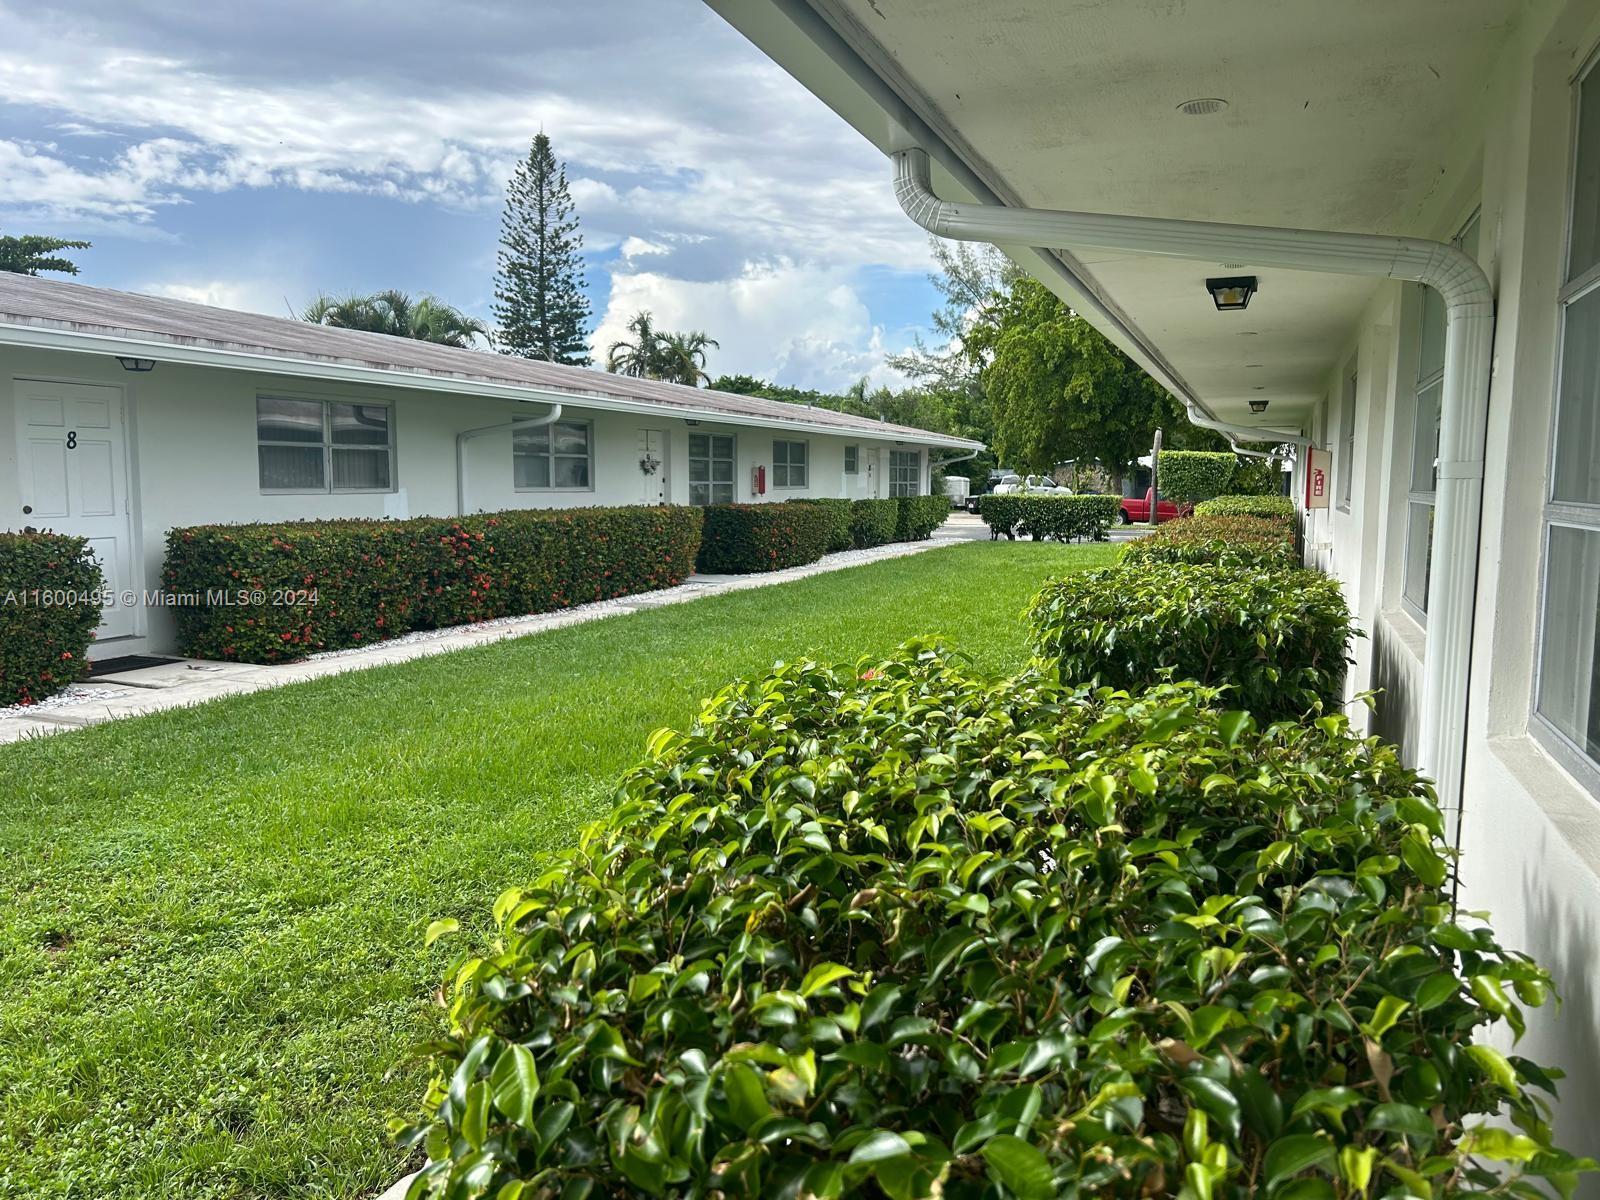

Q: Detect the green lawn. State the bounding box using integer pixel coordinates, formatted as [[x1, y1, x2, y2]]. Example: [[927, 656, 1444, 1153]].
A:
[[0, 540, 1115, 1199]]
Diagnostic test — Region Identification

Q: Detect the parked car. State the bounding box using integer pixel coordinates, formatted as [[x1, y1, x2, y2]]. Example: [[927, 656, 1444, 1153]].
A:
[[963, 468, 1016, 512], [1119, 487, 1192, 524]]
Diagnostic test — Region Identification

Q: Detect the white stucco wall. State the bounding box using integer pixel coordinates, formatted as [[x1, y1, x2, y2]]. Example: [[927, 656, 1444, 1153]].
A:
[[1308, 0, 1600, 1173], [1, 345, 932, 656]]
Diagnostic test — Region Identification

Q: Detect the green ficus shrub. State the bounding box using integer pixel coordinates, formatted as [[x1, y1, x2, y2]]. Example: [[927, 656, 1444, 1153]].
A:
[[1122, 514, 1298, 571], [848, 499, 900, 549], [979, 494, 1121, 542], [695, 503, 836, 574], [1029, 561, 1354, 719], [789, 498, 855, 553], [0, 531, 104, 704], [1194, 494, 1296, 523], [402, 646, 1589, 1200], [895, 495, 951, 542], [164, 506, 704, 662], [1158, 450, 1236, 501]]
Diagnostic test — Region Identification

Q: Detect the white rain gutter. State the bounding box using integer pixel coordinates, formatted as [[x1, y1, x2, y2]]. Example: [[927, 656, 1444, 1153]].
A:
[[892, 148, 1493, 817], [455, 405, 561, 516], [930, 448, 981, 471]]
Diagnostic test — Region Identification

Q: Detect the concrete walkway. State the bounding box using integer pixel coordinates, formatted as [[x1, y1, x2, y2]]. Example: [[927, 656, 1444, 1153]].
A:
[[1, 514, 995, 744]]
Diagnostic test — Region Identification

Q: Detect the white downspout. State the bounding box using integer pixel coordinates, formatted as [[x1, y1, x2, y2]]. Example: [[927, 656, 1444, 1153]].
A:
[[892, 148, 1492, 820], [455, 403, 562, 516]]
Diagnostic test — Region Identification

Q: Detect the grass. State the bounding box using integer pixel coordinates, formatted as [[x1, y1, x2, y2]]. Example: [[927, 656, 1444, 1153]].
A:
[[0, 539, 1116, 1199]]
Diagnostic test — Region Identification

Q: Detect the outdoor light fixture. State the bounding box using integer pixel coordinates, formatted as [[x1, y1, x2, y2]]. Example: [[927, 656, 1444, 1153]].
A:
[[1205, 276, 1257, 311], [1249, 399, 1270, 414], [116, 356, 156, 372], [684, 418, 700, 426]]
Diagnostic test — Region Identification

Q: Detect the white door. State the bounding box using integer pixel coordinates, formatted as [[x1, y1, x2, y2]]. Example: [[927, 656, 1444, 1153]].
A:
[[865, 447, 881, 498], [16, 380, 137, 641], [640, 429, 668, 505]]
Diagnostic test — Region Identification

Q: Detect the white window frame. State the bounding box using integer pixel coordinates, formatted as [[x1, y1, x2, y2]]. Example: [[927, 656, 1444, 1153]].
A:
[[1532, 44, 1600, 793], [256, 394, 395, 495], [688, 431, 737, 506], [514, 418, 595, 493], [844, 445, 859, 475], [888, 449, 921, 498], [772, 439, 809, 489], [1336, 368, 1357, 513]]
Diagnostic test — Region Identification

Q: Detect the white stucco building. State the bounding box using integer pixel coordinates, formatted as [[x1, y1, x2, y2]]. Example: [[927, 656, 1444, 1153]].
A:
[[0, 275, 979, 658], [710, 0, 1600, 1167]]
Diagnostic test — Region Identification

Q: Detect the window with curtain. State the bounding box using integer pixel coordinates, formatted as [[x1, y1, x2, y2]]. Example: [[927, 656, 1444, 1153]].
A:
[[1536, 56, 1600, 776], [889, 450, 920, 497], [257, 396, 393, 492], [772, 439, 808, 488], [688, 433, 735, 505], [514, 420, 592, 490], [1402, 214, 1478, 620]]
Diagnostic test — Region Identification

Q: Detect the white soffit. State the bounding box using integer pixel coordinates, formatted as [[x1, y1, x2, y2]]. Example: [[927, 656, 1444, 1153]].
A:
[[713, 0, 1524, 423]]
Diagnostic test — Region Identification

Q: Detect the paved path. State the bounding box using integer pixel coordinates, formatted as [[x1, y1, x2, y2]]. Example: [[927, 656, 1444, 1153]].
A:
[[1, 515, 996, 744]]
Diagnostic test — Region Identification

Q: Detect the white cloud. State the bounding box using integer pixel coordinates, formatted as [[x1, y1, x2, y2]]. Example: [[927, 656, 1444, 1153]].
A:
[[592, 260, 915, 393], [143, 279, 293, 316]]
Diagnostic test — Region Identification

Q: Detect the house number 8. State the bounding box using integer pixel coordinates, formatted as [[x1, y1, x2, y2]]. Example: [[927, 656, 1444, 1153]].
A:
[[66, 431, 77, 450]]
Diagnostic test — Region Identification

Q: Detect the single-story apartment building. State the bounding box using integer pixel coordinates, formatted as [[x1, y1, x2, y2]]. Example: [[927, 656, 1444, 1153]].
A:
[[709, 0, 1600, 1167], [0, 274, 981, 659]]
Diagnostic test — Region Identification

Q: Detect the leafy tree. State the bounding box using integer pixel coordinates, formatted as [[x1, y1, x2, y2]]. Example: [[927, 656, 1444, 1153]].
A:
[[887, 237, 1019, 390], [301, 290, 491, 348], [607, 312, 719, 386], [494, 133, 591, 364], [0, 229, 91, 276], [970, 277, 1191, 490]]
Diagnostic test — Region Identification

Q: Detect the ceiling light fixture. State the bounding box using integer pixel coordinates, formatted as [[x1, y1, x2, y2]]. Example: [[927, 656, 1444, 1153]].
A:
[[116, 356, 156, 372], [1249, 399, 1270, 414], [1206, 275, 1257, 311], [1177, 98, 1229, 116]]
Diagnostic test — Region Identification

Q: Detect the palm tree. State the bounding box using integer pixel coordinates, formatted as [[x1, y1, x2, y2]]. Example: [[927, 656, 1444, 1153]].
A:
[[606, 311, 718, 385], [660, 330, 720, 386], [301, 289, 492, 348], [606, 311, 667, 379]]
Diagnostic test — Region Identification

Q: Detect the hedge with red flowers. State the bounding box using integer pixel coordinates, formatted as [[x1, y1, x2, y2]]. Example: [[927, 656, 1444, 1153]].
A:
[[695, 503, 838, 574], [163, 505, 704, 663], [1, 530, 104, 705]]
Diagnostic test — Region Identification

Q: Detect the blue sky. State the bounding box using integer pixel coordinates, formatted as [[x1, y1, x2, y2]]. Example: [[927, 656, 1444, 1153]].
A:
[[0, 0, 943, 391]]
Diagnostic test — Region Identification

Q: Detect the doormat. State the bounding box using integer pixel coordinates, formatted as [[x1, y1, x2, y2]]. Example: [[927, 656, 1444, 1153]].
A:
[[87, 655, 180, 678]]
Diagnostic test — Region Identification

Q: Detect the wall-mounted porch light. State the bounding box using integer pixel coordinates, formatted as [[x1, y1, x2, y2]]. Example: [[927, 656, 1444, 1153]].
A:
[[116, 356, 156, 372], [1249, 399, 1270, 414], [1205, 276, 1257, 311], [684, 418, 701, 426]]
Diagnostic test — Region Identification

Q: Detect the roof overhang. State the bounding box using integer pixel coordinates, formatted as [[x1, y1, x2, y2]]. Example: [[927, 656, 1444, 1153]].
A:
[[0, 321, 983, 451], [707, 0, 1524, 431]]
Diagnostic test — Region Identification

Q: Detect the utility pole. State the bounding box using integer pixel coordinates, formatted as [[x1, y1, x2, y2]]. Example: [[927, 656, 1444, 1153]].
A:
[[1149, 427, 1163, 527]]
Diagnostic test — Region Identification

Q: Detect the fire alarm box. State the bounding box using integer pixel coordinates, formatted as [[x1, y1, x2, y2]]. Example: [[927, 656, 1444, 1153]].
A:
[[752, 464, 766, 496]]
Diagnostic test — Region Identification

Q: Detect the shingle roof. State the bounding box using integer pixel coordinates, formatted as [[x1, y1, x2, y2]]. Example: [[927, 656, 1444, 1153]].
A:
[[0, 274, 981, 449]]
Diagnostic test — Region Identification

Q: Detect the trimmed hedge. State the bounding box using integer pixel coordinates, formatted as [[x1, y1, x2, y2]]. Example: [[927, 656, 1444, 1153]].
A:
[[1029, 560, 1353, 718], [0, 531, 104, 705], [1158, 449, 1235, 501], [978, 493, 1120, 542], [788, 498, 854, 553], [894, 494, 950, 542], [1123, 512, 1298, 571], [848, 498, 899, 549], [164, 506, 704, 663], [1194, 493, 1296, 522], [404, 645, 1585, 1200], [695, 503, 835, 574]]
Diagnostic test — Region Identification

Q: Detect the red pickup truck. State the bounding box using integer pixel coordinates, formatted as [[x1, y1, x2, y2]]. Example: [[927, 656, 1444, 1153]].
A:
[[1119, 488, 1192, 525]]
